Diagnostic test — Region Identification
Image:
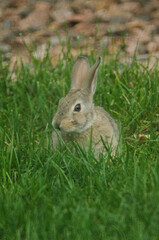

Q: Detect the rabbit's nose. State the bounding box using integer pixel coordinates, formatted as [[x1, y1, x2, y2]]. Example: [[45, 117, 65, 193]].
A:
[[55, 123, 61, 131], [52, 118, 61, 131], [56, 125, 61, 131]]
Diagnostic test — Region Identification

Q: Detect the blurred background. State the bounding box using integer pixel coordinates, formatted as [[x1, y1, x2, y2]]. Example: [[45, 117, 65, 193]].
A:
[[0, 0, 158, 68]]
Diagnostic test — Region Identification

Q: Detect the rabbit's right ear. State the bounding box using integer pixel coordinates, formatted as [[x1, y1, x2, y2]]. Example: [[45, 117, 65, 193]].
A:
[[71, 57, 90, 90]]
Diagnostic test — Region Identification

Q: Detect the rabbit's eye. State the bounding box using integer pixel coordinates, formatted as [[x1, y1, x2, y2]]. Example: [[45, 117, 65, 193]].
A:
[[74, 104, 81, 112]]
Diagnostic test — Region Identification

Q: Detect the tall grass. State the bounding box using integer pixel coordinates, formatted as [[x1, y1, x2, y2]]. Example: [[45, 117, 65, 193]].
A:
[[0, 47, 159, 240]]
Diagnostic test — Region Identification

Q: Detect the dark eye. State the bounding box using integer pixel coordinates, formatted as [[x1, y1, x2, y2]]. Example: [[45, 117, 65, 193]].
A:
[[74, 103, 81, 112]]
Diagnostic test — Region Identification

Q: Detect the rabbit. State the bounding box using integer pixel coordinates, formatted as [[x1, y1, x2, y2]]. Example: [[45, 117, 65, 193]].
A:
[[52, 56, 119, 156]]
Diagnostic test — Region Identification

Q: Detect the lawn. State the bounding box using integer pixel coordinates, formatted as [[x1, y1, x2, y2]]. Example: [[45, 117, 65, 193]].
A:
[[0, 48, 159, 240]]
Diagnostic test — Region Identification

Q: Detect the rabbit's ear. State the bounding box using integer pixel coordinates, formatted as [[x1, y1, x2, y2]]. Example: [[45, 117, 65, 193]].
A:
[[82, 57, 101, 95], [71, 57, 90, 90]]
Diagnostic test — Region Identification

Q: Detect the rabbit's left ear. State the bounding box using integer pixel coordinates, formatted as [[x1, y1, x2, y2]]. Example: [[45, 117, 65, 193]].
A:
[[82, 57, 101, 94], [71, 56, 90, 90]]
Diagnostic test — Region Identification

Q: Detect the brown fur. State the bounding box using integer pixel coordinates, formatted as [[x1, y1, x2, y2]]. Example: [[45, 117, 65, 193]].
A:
[[52, 57, 119, 156]]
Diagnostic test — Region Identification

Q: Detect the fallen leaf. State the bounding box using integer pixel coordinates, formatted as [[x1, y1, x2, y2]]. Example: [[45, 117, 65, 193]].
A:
[[134, 134, 150, 143]]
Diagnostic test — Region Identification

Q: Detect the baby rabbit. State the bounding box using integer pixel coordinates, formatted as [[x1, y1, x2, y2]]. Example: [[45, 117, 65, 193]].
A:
[[52, 56, 119, 156]]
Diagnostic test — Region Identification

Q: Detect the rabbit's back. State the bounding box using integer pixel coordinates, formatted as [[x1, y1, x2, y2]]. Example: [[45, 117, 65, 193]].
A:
[[95, 106, 119, 142]]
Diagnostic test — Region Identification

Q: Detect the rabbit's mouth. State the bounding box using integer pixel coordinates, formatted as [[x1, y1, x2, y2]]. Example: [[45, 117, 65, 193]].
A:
[[59, 118, 86, 133], [59, 118, 95, 134], [53, 109, 96, 133]]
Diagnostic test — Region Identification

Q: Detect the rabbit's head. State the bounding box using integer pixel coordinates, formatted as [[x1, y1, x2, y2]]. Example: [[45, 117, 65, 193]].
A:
[[52, 56, 101, 133]]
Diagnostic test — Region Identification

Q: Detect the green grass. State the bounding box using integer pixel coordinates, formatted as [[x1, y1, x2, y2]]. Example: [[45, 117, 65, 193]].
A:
[[0, 48, 159, 240]]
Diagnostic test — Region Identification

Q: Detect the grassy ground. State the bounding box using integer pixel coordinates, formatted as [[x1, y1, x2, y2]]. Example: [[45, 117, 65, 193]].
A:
[[0, 48, 159, 240]]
